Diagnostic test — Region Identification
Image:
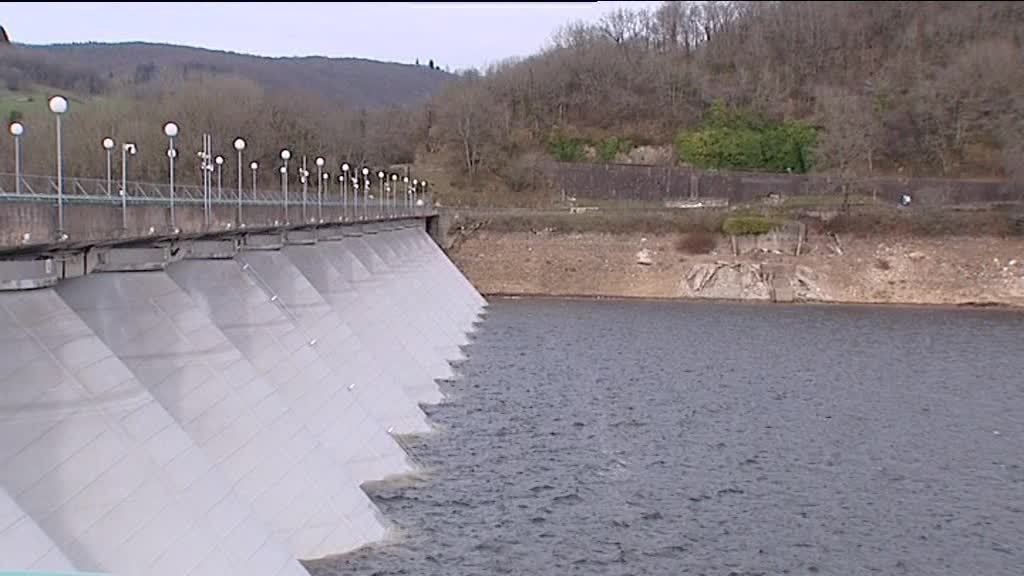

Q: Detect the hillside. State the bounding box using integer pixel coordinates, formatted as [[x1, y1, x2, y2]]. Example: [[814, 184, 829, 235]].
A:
[[2, 3, 1022, 203], [0, 41, 452, 180], [3, 41, 451, 108], [424, 1, 1024, 194]]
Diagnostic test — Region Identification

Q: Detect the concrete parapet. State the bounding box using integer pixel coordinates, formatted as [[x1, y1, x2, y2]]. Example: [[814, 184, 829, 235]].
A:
[[93, 246, 174, 272], [0, 258, 58, 291], [186, 239, 239, 260], [244, 233, 284, 251], [285, 229, 317, 245], [316, 225, 350, 242]]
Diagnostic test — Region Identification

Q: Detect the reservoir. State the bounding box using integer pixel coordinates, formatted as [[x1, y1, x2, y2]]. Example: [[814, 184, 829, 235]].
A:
[[309, 298, 1024, 576]]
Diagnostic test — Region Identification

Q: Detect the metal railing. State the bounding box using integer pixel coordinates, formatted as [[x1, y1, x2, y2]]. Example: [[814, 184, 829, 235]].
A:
[[0, 172, 431, 221]]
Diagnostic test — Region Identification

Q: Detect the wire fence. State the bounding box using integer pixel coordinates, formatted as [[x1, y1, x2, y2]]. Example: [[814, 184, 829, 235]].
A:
[[544, 162, 1024, 207]]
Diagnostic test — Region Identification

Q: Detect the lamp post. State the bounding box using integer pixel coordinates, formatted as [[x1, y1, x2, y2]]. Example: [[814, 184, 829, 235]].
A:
[[300, 155, 309, 222], [197, 135, 213, 225], [234, 138, 246, 224], [412, 179, 419, 215], [280, 149, 291, 223], [342, 172, 350, 219], [101, 137, 114, 197], [341, 162, 350, 220], [421, 180, 429, 211], [377, 170, 385, 218], [361, 167, 369, 220], [9, 122, 23, 195], [352, 176, 359, 219], [250, 161, 258, 201], [321, 172, 329, 222], [315, 157, 325, 222], [121, 143, 137, 230], [163, 122, 178, 229], [215, 155, 224, 201], [279, 166, 288, 222], [390, 173, 398, 217], [48, 96, 68, 238], [403, 176, 410, 212]]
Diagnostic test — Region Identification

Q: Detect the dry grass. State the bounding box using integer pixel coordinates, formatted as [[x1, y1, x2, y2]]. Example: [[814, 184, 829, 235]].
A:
[[821, 208, 1023, 237], [449, 208, 727, 236], [445, 201, 1024, 241]]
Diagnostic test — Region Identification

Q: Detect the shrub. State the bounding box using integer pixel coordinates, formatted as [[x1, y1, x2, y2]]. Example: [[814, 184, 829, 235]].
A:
[[595, 136, 634, 163], [676, 101, 816, 173], [675, 230, 717, 254], [722, 215, 777, 236], [546, 132, 587, 162]]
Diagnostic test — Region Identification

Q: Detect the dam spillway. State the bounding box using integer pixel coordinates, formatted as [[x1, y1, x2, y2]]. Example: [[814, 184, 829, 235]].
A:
[[0, 218, 486, 575]]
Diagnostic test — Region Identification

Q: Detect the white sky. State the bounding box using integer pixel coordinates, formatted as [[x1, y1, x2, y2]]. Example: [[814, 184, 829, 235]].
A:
[[0, 2, 661, 70]]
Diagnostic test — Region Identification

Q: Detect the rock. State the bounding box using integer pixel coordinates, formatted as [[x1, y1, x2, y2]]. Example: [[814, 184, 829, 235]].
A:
[[794, 265, 817, 281], [793, 266, 826, 301], [681, 262, 770, 300], [686, 263, 718, 292], [907, 251, 926, 261], [636, 249, 653, 266]]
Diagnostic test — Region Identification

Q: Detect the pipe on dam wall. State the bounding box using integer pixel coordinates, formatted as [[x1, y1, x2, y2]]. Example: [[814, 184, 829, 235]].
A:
[[0, 218, 486, 575]]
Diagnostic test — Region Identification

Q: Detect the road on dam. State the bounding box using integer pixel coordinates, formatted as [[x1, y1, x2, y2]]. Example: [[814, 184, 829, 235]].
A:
[[0, 219, 486, 575]]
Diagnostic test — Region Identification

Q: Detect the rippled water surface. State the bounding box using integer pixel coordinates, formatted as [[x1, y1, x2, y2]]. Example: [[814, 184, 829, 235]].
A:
[[308, 298, 1024, 576]]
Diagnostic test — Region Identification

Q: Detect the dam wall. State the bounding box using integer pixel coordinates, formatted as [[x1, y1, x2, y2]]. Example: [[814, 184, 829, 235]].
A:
[[0, 218, 486, 574]]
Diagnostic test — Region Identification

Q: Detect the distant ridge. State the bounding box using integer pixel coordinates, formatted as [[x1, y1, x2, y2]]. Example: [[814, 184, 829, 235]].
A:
[[21, 41, 452, 107]]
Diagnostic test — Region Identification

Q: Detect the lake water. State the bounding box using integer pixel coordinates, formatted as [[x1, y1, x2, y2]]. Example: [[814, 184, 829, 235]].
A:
[[307, 298, 1024, 576]]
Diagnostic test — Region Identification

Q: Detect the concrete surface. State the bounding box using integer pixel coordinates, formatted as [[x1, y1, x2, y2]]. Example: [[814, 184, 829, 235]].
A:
[[0, 218, 486, 574]]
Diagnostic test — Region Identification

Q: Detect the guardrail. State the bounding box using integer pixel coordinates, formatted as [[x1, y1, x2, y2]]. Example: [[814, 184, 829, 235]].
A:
[[0, 172, 431, 226]]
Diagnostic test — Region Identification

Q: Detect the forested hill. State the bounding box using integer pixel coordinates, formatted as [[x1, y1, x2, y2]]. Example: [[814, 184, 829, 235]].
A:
[[1, 41, 451, 108], [426, 1, 1024, 185], [2, 3, 1022, 194], [0, 40, 451, 179]]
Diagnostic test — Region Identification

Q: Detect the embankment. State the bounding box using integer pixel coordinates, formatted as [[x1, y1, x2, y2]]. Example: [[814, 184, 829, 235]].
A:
[[449, 230, 1024, 307]]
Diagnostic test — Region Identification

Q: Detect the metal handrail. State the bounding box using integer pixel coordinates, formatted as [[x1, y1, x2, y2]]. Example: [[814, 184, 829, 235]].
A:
[[0, 172, 433, 223]]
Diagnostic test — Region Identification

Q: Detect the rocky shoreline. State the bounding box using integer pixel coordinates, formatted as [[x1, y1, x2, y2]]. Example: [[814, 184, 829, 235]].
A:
[[448, 230, 1024, 308]]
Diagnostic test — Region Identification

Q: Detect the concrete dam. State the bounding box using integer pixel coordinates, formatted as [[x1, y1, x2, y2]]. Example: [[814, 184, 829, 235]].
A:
[[0, 218, 486, 575]]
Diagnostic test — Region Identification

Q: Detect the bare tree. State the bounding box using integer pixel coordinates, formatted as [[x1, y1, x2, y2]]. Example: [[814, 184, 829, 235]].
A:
[[815, 86, 878, 207], [434, 78, 502, 179]]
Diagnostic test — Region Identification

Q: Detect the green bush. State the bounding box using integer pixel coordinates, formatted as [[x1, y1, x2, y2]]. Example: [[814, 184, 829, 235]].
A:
[[762, 122, 816, 172], [547, 132, 587, 162], [595, 136, 633, 162], [676, 101, 816, 173], [722, 215, 777, 236]]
